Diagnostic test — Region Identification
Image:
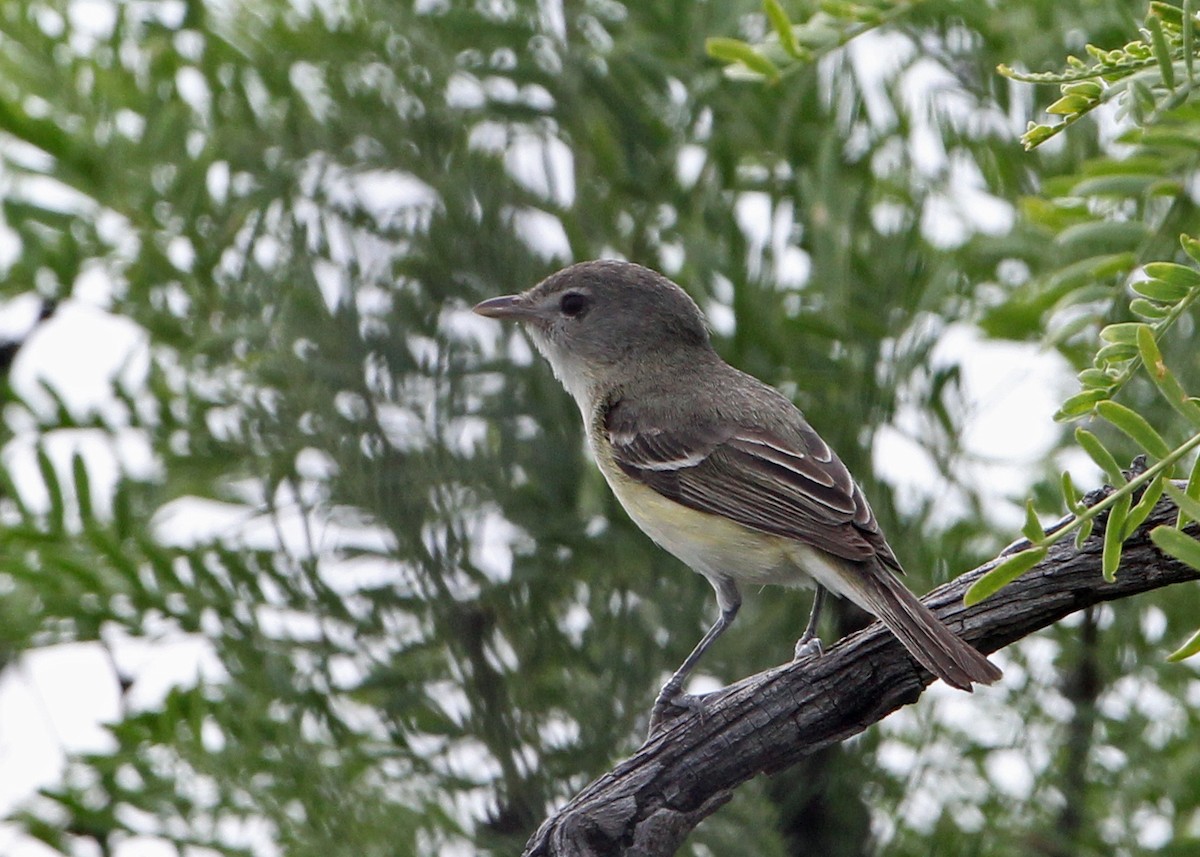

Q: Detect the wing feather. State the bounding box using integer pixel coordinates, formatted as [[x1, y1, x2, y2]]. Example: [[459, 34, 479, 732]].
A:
[[603, 398, 900, 570]]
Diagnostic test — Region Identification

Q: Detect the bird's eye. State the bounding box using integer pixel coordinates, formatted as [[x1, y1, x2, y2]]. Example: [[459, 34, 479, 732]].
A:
[[559, 292, 590, 318]]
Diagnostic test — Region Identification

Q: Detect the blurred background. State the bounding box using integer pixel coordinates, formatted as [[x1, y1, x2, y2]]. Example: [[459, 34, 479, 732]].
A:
[[0, 0, 1198, 855]]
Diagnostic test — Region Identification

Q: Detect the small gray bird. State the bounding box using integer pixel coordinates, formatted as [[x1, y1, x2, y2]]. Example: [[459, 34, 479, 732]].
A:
[[475, 260, 1000, 730]]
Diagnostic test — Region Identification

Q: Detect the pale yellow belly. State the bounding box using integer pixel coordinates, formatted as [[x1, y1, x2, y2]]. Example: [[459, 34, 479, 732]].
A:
[[603, 464, 821, 589]]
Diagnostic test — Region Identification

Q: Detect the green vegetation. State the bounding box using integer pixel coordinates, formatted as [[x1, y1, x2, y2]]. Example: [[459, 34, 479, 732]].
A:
[[0, 0, 1198, 854]]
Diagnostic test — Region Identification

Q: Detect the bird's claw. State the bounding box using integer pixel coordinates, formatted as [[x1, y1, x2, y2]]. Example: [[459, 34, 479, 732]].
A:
[[793, 634, 823, 661], [647, 686, 706, 737]]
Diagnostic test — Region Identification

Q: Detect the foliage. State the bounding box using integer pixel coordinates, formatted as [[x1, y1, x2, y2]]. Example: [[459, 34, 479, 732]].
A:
[[962, 1, 1200, 659], [1004, 1, 1200, 149], [0, 0, 1197, 856], [705, 0, 920, 83]]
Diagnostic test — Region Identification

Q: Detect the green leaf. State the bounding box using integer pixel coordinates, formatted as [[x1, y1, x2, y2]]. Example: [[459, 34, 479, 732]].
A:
[[1075, 518, 1095, 549], [1131, 277, 1190, 303], [1063, 80, 1103, 98], [1020, 122, 1058, 149], [72, 453, 93, 526], [1129, 297, 1169, 319], [1184, 452, 1200, 526], [1093, 342, 1139, 364], [1138, 325, 1200, 426], [1146, 14, 1176, 90], [1136, 322, 1164, 365], [706, 38, 781, 79], [763, 0, 801, 58], [1062, 469, 1083, 511], [1075, 427, 1127, 485], [36, 447, 65, 534], [1166, 627, 1200, 662], [1071, 174, 1177, 198], [1150, 524, 1200, 570], [1098, 322, 1147, 344], [793, 14, 843, 49], [1055, 389, 1107, 421], [1142, 261, 1200, 289], [1078, 155, 1165, 177], [0, 464, 33, 523], [1128, 79, 1155, 121], [1055, 221, 1148, 257], [1181, 232, 1200, 264], [1046, 94, 1094, 115], [1095, 400, 1172, 459], [1112, 119, 1183, 145], [1077, 368, 1115, 389], [1124, 475, 1165, 538], [113, 479, 133, 541], [1022, 499, 1045, 544], [1152, 2, 1184, 28], [964, 547, 1048, 605], [1102, 492, 1131, 581], [1164, 481, 1200, 525]]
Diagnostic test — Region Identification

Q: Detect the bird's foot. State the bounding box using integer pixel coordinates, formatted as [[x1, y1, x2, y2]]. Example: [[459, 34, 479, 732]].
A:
[[793, 633, 823, 661], [647, 684, 706, 738]]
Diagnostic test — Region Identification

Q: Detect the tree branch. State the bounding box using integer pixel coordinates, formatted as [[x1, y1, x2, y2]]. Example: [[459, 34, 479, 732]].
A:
[[523, 493, 1200, 857]]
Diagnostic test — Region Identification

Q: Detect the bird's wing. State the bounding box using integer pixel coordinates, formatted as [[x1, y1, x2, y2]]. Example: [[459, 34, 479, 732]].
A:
[[603, 399, 901, 570]]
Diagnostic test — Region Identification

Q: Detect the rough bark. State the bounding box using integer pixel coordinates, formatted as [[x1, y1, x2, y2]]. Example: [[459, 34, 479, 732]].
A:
[[523, 493, 1200, 857]]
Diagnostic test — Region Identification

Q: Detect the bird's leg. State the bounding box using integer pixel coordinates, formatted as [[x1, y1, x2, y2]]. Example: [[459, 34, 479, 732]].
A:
[[649, 578, 740, 735], [793, 585, 827, 660]]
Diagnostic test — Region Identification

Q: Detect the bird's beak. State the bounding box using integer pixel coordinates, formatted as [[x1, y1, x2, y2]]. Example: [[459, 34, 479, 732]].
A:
[[473, 294, 540, 321]]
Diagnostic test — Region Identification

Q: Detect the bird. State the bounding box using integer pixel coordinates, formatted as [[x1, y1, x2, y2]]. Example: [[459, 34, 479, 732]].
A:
[[474, 259, 1001, 730]]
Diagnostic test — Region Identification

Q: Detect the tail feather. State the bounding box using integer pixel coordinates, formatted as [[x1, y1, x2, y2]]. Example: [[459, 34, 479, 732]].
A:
[[850, 570, 1001, 690]]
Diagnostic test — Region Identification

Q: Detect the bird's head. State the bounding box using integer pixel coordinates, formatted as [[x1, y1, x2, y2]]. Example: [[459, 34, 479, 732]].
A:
[[473, 260, 710, 402]]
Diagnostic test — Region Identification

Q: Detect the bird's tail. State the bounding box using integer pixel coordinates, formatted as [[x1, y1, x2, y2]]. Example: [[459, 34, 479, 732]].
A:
[[843, 568, 1001, 691]]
